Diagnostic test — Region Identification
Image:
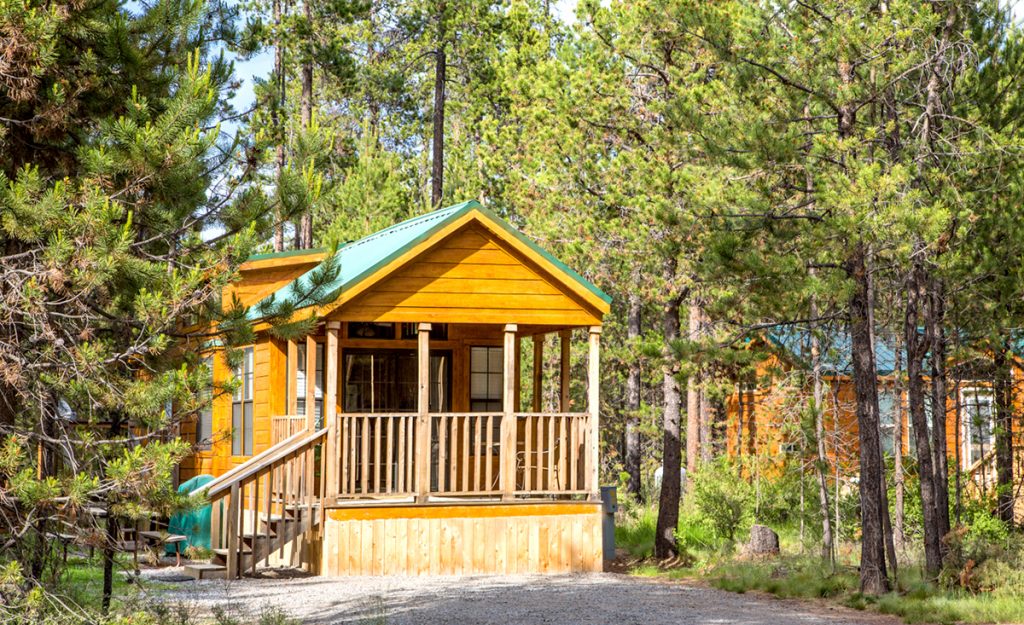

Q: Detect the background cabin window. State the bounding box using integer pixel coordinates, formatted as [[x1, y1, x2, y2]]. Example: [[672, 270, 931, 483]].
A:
[[470, 346, 503, 412], [878, 390, 897, 455], [232, 347, 254, 456], [296, 343, 324, 426], [343, 350, 450, 412], [961, 387, 994, 468], [197, 356, 213, 448]]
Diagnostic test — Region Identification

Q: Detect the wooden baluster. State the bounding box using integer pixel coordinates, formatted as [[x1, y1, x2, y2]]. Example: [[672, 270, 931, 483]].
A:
[[264, 469, 272, 567], [406, 415, 414, 494], [449, 417, 458, 491], [385, 416, 394, 493], [461, 415, 470, 492], [558, 415, 567, 491], [227, 482, 239, 578], [525, 414, 533, 492], [547, 415, 555, 491], [361, 414, 369, 493], [350, 416, 357, 494], [485, 415, 494, 492], [373, 417, 381, 493], [570, 416, 579, 491], [396, 415, 406, 493], [438, 415, 447, 492], [474, 416, 483, 492], [249, 479, 257, 575]]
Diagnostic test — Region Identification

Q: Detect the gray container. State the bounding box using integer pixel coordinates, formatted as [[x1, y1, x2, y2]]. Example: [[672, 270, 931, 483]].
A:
[[600, 485, 617, 562]]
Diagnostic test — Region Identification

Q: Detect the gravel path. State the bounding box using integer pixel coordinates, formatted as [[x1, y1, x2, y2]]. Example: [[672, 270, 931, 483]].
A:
[[156, 572, 903, 625]]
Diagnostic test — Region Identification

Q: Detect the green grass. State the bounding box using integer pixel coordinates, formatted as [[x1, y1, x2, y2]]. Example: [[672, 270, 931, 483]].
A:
[[709, 557, 858, 599], [615, 507, 658, 558], [58, 554, 174, 613]]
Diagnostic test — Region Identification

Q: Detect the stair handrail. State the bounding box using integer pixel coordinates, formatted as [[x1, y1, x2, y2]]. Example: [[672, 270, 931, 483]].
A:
[[194, 427, 328, 500]]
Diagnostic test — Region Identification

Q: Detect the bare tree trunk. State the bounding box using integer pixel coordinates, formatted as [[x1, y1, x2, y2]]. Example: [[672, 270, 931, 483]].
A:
[[893, 336, 905, 554], [625, 292, 642, 500], [848, 244, 889, 594], [906, 253, 941, 577], [810, 294, 834, 565], [994, 346, 1014, 524], [929, 278, 951, 543], [655, 288, 683, 558], [297, 0, 314, 248], [685, 303, 701, 489], [272, 0, 285, 252], [431, 6, 447, 209]]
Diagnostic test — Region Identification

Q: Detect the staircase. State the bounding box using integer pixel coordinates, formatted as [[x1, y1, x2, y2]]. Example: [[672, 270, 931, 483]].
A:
[[185, 426, 328, 580]]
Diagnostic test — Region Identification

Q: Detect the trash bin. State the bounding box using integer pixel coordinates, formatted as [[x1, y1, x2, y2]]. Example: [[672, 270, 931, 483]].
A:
[[600, 485, 617, 562]]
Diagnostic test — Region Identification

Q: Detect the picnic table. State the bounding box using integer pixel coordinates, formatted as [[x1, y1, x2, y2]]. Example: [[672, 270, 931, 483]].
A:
[[138, 530, 188, 566]]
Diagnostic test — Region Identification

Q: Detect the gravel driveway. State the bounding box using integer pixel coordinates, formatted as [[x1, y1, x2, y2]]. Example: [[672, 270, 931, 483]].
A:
[[156, 572, 902, 625]]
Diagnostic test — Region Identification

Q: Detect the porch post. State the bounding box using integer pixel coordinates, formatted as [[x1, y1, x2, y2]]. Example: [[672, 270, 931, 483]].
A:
[[532, 335, 544, 412], [415, 323, 432, 501], [559, 330, 571, 412], [588, 326, 601, 499], [305, 334, 317, 431], [324, 322, 339, 500], [287, 339, 298, 415], [501, 324, 518, 500]]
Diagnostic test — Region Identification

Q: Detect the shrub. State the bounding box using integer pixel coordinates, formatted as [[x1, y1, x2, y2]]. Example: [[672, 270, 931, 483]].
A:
[[691, 458, 753, 545]]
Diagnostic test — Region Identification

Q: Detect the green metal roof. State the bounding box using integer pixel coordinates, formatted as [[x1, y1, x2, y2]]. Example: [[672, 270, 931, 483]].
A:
[[248, 200, 611, 321]]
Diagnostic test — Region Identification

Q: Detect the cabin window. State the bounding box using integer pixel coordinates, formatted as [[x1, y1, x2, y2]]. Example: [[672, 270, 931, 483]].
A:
[[296, 343, 324, 426], [878, 390, 897, 455], [961, 387, 994, 469], [469, 346, 503, 412], [197, 356, 213, 448], [343, 349, 450, 413], [232, 347, 254, 456]]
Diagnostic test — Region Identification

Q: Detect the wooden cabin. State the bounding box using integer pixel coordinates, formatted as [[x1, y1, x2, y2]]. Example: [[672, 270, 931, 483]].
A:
[[182, 200, 611, 579], [726, 331, 1024, 517]]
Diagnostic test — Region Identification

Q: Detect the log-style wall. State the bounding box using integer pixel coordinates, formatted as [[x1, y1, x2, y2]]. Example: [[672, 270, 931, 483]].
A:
[[320, 502, 603, 576]]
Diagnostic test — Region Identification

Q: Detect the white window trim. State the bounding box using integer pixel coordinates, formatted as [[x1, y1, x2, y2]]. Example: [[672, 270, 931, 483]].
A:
[[960, 386, 995, 470]]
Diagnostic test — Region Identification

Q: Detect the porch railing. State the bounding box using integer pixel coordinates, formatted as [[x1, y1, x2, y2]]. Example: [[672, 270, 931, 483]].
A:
[[272, 415, 307, 444], [323, 411, 593, 502]]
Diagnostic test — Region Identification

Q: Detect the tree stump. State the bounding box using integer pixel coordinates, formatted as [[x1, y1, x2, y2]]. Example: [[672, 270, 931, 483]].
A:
[[745, 525, 780, 557]]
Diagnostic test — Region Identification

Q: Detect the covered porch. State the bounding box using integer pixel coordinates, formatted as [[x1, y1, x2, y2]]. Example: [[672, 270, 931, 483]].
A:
[[275, 320, 602, 504]]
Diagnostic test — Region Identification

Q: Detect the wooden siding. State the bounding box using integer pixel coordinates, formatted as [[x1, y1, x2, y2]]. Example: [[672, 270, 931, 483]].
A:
[[320, 503, 603, 576], [334, 225, 603, 326]]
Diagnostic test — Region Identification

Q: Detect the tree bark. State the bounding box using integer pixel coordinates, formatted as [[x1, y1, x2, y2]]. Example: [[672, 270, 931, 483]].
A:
[[994, 346, 1014, 524], [893, 336, 906, 554], [685, 303, 701, 489], [810, 296, 834, 565], [906, 254, 942, 576], [655, 289, 683, 559], [272, 0, 285, 252], [431, 9, 447, 209], [848, 244, 889, 594], [625, 292, 642, 500], [928, 278, 951, 542], [297, 0, 314, 248]]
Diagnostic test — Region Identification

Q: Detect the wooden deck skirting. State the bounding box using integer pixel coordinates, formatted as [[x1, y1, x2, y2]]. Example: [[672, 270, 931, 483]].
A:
[[320, 501, 603, 576]]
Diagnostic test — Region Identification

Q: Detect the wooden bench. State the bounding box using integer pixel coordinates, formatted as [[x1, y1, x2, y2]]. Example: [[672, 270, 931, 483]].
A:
[[137, 530, 188, 566]]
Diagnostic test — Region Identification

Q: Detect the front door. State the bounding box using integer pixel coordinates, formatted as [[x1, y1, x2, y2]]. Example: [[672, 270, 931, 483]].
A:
[[342, 349, 451, 413]]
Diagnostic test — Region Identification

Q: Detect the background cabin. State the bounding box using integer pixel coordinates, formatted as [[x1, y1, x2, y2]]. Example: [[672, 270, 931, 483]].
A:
[[182, 200, 611, 579]]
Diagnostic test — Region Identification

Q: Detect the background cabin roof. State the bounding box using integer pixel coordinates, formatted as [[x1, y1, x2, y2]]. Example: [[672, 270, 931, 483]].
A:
[[768, 328, 901, 376], [247, 200, 612, 321]]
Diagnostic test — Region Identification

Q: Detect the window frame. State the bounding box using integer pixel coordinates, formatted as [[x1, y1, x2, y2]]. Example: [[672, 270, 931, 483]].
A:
[[960, 386, 995, 469], [196, 356, 213, 450], [469, 345, 504, 413], [232, 346, 255, 456]]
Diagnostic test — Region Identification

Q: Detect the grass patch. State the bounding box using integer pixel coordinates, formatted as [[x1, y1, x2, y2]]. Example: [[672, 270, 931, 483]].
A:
[[709, 557, 858, 600], [615, 506, 658, 558], [57, 554, 175, 613]]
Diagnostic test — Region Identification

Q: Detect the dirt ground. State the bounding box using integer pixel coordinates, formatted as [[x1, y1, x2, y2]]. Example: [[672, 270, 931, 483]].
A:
[[156, 570, 904, 625]]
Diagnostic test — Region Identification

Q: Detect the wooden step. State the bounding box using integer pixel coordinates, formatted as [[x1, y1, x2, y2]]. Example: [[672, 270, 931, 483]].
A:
[[183, 563, 226, 580]]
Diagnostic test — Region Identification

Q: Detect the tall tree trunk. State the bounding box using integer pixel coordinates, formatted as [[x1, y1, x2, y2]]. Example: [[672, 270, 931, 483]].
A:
[[810, 293, 834, 565], [685, 303, 701, 489], [431, 16, 447, 209], [928, 278, 951, 542], [272, 0, 285, 252], [297, 0, 314, 248], [906, 254, 942, 576], [625, 292, 643, 500], [655, 289, 683, 558], [848, 244, 889, 594], [893, 336, 906, 554], [994, 346, 1014, 524], [736, 381, 745, 457]]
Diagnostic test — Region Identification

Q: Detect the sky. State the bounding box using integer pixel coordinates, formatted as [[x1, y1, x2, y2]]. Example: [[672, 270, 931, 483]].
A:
[[228, 0, 580, 117]]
